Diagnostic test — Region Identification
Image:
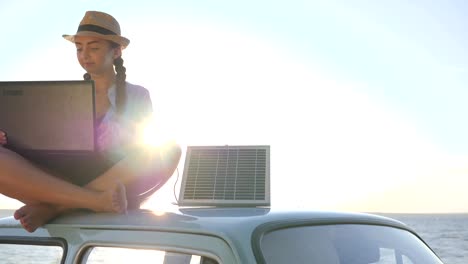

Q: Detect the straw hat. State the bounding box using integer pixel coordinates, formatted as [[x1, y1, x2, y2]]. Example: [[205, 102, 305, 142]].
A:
[[63, 11, 130, 48]]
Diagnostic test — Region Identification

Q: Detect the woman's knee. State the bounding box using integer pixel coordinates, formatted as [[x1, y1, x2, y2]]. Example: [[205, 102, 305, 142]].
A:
[[0, 146, 16, 156], [139, 142, 181, 171], [0, 147, 28, 166], [166, 143, 182, 166], [156, 143, 180, 178]]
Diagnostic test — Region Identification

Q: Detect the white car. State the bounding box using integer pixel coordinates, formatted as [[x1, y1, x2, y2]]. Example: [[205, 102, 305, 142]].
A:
[[0, 145, 444, 263], [0, 207, 444, 263]]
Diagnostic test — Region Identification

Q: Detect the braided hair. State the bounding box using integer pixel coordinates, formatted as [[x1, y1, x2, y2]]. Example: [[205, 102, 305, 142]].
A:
[[113, 56, 127, 114], [83, 42, 127, 115]]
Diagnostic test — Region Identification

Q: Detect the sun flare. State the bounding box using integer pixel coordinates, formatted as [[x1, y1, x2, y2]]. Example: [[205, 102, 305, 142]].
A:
[[137, 117, 177, 148]]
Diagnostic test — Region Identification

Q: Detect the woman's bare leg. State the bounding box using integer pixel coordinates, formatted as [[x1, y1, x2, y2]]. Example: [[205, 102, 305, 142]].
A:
[[13, 142, 181, 232], [87, 142, 181, 192], [14, 204, 67, 232], [0, 147, 127, 218], [14, 183, 127, 233]]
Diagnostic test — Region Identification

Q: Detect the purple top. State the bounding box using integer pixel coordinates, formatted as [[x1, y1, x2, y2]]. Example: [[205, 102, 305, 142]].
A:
[[96, 82, 153, 155]]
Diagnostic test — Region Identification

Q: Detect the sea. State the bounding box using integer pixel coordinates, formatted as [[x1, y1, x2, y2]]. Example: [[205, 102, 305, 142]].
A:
[[379, 213, 468, 264], [0, 210, 467, 264]]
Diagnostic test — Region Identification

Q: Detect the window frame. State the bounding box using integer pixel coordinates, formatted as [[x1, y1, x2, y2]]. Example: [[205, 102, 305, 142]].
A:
[[71, 228, 239, 264], [251, 220, 439, 264], [0, 236, 68, 264]]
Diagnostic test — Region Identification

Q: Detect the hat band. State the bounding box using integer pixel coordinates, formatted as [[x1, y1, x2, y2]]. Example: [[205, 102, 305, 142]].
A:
[[77, 24, 117, 35]]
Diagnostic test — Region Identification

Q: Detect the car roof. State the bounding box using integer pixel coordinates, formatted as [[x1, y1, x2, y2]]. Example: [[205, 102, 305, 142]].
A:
[[0, 207, 411, 236], [0, 207, 423, 264]]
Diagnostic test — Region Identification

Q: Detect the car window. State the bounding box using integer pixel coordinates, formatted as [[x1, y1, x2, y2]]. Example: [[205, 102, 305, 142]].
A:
[[0, 243, 64, 264], [258, 224, 442, 264], [82, 246, 218, 264]]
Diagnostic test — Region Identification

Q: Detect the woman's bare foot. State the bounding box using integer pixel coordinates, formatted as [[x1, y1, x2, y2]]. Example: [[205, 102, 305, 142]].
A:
[[99, 182, 127, 214], [14, 204, 60, 233], [14, 183, 127, 233]]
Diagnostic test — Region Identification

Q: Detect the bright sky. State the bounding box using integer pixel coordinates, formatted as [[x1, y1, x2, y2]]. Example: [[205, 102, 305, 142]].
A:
[[1, 0, 467, 213]]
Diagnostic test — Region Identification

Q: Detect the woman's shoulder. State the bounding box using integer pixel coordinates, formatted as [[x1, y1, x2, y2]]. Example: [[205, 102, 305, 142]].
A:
[[124, 81, 152, 104], [125, 81, 150, 95], [123, 82, 153, 114]]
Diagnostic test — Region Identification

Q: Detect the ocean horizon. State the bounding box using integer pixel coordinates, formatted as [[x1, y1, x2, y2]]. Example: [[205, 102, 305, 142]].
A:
[[1, 209, 467, 263]]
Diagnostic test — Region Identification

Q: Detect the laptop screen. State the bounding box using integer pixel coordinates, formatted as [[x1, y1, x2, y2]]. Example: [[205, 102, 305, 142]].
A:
[[0, 80, 96, 155]]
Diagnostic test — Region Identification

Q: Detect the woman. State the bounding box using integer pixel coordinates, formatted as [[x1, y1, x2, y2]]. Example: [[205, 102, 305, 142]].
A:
[[0, 11, 181, 232]]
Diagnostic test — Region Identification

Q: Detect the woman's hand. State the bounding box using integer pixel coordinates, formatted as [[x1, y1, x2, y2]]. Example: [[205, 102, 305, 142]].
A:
[[0, 130, 7, 146]]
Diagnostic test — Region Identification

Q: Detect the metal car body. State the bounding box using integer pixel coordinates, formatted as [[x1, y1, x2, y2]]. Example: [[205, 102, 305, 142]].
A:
[[0, 145, 445, 263], [0, 207, 443, 263]]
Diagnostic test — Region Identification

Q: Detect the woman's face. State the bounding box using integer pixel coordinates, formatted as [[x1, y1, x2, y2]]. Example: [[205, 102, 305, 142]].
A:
[[74, 36, 121, 76]]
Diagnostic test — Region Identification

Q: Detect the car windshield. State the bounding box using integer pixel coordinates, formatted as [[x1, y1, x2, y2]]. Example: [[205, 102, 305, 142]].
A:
[[259, 224, 442, 264]]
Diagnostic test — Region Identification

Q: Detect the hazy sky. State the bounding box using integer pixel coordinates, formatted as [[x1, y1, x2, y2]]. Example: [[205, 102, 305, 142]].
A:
[[1, 0, 467, 213]]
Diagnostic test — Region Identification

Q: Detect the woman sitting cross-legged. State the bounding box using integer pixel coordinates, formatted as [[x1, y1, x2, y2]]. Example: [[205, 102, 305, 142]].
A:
[[0, 10, 181, 233]]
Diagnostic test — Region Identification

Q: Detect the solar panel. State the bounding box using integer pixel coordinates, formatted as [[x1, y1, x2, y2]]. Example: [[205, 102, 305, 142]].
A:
[[179, 145, 270, 207]]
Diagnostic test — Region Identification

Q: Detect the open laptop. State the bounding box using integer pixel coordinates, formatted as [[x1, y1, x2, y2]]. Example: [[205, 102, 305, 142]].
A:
[[0, 80, 96, 155]]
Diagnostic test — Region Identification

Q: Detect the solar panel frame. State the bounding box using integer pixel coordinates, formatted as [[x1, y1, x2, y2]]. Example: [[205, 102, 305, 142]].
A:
[[179, 145, 270, 207]]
